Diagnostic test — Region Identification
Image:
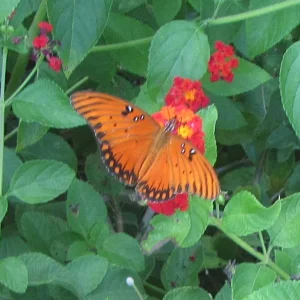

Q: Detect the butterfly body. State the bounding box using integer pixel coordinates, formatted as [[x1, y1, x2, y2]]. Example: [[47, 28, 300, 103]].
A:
[[71, 92, 220, 202]]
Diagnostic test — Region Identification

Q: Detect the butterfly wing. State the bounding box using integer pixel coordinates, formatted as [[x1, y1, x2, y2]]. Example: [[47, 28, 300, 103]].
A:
[[71, 92, 160, 186], [137, 134, 220, 201]]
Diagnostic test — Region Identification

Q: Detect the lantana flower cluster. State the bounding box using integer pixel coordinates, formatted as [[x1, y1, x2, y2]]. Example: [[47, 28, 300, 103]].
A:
[[208, 41, 239, 82], [148, 77, 209, 216], [32, 21, 62, 72]]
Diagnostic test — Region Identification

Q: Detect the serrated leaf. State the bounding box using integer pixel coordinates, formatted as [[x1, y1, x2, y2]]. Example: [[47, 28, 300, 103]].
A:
[[232, 263, 276, 300], [20, 132, 78, 170], [48, 0, 113, 76], [268, 194, 300, 248], [67, 179, 107, 239], [245, 0, 300, 58], [19, 252, 83, 298], [102, 233, 145, 272], [143, 197, 212, 253], [12, 79, 85, 128], [244, 280, 300, 300], [280, 41, 300, 139], [202, 58, 271, 96], [0, 257, 27, 293], [0, 0, 20, 22], [153, 0, 182, 26], [103, 13, 154, 76], [8, 160, 75, 204], [66, 254, 108, 295], [199, 104, 218, 165], [21, 211, 71, 254], [161, 243, 204, 290], [88, 265, 146, 300], [222, 191, 281, 236], [16, 121, 49, 152], [3, 147, 22, 194], [163, 287, 211, 300], [147, 21, 209, 101]]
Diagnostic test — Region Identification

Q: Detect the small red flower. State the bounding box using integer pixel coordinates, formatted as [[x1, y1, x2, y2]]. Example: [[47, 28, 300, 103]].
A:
[[33, 35, 48, 49], [208, 41, 239, 83], [148, 194, 189, 216], [48, 56, 62, 72], [39, 21, 53, 33], [166, 77, 209, 112]]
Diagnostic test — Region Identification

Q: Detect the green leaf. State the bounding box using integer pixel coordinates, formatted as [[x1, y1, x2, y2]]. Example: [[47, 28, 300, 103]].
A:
[[268, 194, 300, 248], [199, 104, 218, 165], [8, 160, 75, 204], [67, 179, 107, 239], [202, 58, 271, 96], [215, 282, 232, 300], [112, 0, 145, 13], [163, 287, 211, 300], [0, 25, 28, 53], [286, 164, 300, 195], [0, 0, 20, 22], [66, 254, 108, 295], [103, 13, 154, 76], [244, 280, 300, 300], [16, 121, 49, 152], [20, 132, 78, 170], [66, 240, 92, 261], [19, 252, 83, 298], [232, 263, 276, 300], [143, 197, 212, 253], [0, 197, 8, 224], [88, 265, 146, 300], [222, 191, 281, 236], [245, 0, 300, 58], [147, 21, 209, 101], [11, 0, 41, 26], [12, 79, 85, 128], [161, 243, 204, 290], [102, 233, 145, 272], [48, 0, 113, 76], [0, 257, 27, 293], [275, 249, 293, 275], [3, 147, 22, 194], [280, 41, 300, 139], [210, 95, 247, 130], [21, 211, 71, 254], [153, 0, 182, 26]]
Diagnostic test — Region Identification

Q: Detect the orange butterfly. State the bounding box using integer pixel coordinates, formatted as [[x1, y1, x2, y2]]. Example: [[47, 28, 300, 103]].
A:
[[71, 92, 220, 202]]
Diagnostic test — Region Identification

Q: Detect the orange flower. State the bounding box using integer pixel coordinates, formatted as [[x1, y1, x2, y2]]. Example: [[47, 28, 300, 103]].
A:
[[208, 41, 239, 83]]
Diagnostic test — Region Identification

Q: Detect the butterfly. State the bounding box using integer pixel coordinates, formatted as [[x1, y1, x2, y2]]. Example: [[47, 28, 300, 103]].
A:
[[71, 92, 220, 202]]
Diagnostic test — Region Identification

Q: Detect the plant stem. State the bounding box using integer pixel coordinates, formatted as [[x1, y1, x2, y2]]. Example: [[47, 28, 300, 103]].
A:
[[210, 217, 290, 280], [5, 55, 44, 108], [208, 0, 300, 25], [5, 0, 47, 98], [111, 196, 124, 232], [91, 36, 153, 53], [258, 231, 267, 257], [66, 76, 89, 95], [4, 127, 18, 142], [0, 46, 8, 196], [143, 281, 165, 296]]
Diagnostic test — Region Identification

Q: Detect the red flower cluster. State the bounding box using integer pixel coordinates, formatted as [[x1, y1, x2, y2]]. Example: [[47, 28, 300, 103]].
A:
[[32, 21, 62, 72], [148, 77, 207, 216], [208, 41, 239, 83]]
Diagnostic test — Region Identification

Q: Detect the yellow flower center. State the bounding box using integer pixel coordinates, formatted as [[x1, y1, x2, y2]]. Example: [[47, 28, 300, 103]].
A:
[[184, 89, 196, 101], [177, 125, 193, 139]]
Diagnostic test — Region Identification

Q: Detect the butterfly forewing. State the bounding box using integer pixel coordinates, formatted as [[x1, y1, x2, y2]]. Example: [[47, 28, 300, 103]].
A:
[[71, 92, 160, 185]]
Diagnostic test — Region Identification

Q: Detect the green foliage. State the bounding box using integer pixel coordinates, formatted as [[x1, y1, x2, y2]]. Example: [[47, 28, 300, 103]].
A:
[[1, 0, 300, 298]]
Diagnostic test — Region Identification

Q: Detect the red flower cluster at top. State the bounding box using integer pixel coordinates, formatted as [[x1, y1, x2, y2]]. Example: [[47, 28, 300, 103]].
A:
[[208, 41, 239, 83], [147, 77, 208, 216], [32, 21, 62, 72]]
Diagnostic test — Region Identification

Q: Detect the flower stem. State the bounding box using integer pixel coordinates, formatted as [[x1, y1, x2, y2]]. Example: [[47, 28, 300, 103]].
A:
[[5, 55, 44, 108], [143, 281, 165, 296], [4, 127, 18, 142], [5, 0, 47, 98], [210, 217, 290, 280], [0, 46, 8, 196], [91, 36, 153, 53], [208, 0, 300, 25], [66, 76, 89, 95]]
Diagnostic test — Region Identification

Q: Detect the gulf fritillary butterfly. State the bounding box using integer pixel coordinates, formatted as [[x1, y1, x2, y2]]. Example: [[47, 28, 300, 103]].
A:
[[71, 92, 220, 202]]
